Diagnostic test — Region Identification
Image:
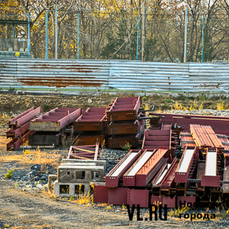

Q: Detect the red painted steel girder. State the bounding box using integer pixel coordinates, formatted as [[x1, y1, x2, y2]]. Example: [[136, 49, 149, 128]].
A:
[[106, 96, 141, 121], [142, 129, 171, 150], [123, 149, 156, 187], [106, 149, 142, 187], [136, 149, 169, 187], [175, 147, 198, 183], [108, 187, 128, 205], [9, 107, 41, 128], [7, 122, 30, 139], [127, 189, 149, 208], [93, 184, 109, 203], [30, 108, 82, 131], [151, 112, 229, 135], [74, 107, 106, 132]]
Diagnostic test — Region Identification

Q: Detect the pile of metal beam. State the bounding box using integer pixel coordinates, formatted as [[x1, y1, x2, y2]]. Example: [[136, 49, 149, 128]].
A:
[[74, 108, 106, 146], [7, 107, 41, 150], [106, 97, 143, 149], [29, 107, 82, 146], [150, 112, 229, 135]]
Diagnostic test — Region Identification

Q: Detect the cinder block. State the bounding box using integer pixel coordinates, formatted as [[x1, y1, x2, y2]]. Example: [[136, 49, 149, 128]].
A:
[[58, 165, 104, 183], [54, 181, 90, 197]]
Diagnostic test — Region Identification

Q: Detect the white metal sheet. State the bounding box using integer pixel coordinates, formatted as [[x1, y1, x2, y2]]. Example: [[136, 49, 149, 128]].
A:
[[205, 151, 217, 176], [177, 149, 195, 173], [127, 151, 154, 176], [111, 152, 138, 177], [156, 164, 171, 185]]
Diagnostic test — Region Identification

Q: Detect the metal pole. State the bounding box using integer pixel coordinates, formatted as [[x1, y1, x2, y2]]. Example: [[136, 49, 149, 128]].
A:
[[45, 10, 48, 59], [142, 5, 145, 61], [77, 12, 80, 60], [136, 13, 140, 60], [184, 7, 188, 62], [28, 12, 31, 58], [202, 15, 205, 63], [13, 26, 15, 38], [55, 3, 58, 59]]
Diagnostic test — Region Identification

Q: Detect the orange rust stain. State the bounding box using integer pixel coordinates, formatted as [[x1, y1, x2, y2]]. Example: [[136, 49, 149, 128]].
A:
[[18, 76, 104, 88], [30, 64, 99, 73]]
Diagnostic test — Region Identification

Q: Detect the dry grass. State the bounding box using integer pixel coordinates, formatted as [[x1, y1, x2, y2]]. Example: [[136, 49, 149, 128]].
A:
[[0, 147, 61, 168]]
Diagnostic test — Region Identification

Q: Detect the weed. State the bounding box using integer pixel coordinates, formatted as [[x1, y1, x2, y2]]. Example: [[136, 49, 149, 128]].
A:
[[69, 196, 74, 201], [23, 149, 31, 155], [122, 204, 127, 210], [106, 205, 111, 210], [76, 192, 93, 205], [15, 182, 18, 188], [168, 206, 190, 217], [217, 102, 224, 110], [199, 102, 203, 110], [122, 142, 131, 152], [4, 225, 9, 228], [142, 96, 147, 100], [34, 181, 38, 186], [4, 169, 14, 179], [165, 99, 172, 103]]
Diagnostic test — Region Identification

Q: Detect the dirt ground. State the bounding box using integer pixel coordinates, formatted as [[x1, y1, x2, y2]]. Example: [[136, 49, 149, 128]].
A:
[[1, 92, 229, 228]]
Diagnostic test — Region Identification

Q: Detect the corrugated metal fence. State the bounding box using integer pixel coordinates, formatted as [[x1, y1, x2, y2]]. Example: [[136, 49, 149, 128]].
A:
[[0, 59, 229, 92]]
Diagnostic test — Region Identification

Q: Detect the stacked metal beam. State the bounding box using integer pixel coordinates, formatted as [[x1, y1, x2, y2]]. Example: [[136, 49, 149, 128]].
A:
[[7, 107, 41, 150], [74, 107, 106, 146], [29, 107, 82, 146], [106, 97, 142, 149]]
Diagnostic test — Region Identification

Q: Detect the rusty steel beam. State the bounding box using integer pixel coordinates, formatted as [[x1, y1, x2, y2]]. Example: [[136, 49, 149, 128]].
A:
[[106, 97, 141, 121], [108, 134, 139, 149], [106, 149, 142, 187], [7, 131, 35, 150], [74, 107, 106, 132], [75, 134, 105, 146], [107, 120, 143, 135]]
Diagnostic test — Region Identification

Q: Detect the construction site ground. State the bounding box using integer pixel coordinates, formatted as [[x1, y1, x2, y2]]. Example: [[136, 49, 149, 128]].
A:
[[1, 92, 229, 228]]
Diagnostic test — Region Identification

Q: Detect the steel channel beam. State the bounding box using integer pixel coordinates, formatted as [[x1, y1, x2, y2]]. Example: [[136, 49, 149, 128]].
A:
[[108, 134, 139, 149], [93, 184, 109, 203], [108, 187, 128, 205], [106, 149, 142, 187], [9, 107, 35, 126], [175, 147, 197, 183], [127, 189, 149, 208], [135, 149, 168, 187], [75, 134, 105, 146], [123, 150, 155, 186]]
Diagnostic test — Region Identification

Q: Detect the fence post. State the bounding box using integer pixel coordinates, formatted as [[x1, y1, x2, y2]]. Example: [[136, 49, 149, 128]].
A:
[[45, 10, 48, 59], [202, 15, 205, 63], [184, 7, 188, 62], [55, 3, 58, 59], [142, 5, 145, 61], [28, 12, 31, 58], [136, 13, 140, 60]]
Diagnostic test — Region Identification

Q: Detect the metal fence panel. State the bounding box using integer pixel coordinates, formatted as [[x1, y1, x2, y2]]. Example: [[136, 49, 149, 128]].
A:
[[0, 59, 229, 93]]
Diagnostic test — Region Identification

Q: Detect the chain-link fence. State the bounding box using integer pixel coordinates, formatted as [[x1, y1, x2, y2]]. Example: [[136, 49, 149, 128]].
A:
[[1, 5, 229, 62]]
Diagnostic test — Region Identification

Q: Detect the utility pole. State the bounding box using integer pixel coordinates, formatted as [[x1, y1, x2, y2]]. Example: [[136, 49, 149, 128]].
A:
[[141, 5, 145, 61]]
